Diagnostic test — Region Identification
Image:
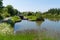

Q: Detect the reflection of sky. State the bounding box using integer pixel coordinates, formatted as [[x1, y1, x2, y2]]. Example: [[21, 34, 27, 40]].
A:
[[14, 19, 60, 38], [14, 20, 40, 31], [14, 19, 60, 37], [40, 19, 60, 32], [15, 19, 60, 32]]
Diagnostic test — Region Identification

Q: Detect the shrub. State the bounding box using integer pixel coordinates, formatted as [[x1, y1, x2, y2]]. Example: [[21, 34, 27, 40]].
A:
[[0, 23, 13, 35], [10, 16, 21, 23], [7, 16, 21, 27]]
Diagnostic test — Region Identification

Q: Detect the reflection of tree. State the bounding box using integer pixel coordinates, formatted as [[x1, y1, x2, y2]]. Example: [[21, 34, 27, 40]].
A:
[[48, 18, 60, 22], [35, 21, 44, 26], [15, 29, 38, 34]]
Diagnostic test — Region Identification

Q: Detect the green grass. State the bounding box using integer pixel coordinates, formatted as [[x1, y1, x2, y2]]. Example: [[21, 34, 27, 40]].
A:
[[42, 14, 60, 18], [6, 16, 21, 27], [26, 16, 37, 21], [0, 23, 13, 35], [25, 16, 44, 21], [0, 16, 59, 40], [0, 33, 37, 40], [10, 16, 21, 23], [0, 22, 36, 40], [0, 23, 59, 40], [0, 32, 58, 40]]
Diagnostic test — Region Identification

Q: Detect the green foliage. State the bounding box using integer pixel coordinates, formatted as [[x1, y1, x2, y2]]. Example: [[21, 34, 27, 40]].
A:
[[27, 12, 33, 16], [36, 16, 44, 21], [23, 11, 44, 21], [3, 7, 8, 12], [0, 0, 3, 8], [0, 0, 3, 13], [14, 9, 19, 15], [5, 5, 20, 16], [1, 7, 10, 18], [42, 8, 60, 18], [21, 12, 28, 16], [6, 5, 14, 16], [0, 13, 3, 19], [7, 16, 21, 27], [0, 5, 20, 19], [0, 29, 57, 40], [35, 12, 42, 17], [45, 8, 60, 15], [26, 16, 44, 21], [10, 16, 21, 23], [0, 32, 37, 40], [27, 16, 37, 21], [2, 13, 10, 18], [0, 23, 13, 34]]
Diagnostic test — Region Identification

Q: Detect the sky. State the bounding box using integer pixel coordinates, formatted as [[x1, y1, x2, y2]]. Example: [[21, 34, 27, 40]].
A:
[[3, 0, 60, 12]]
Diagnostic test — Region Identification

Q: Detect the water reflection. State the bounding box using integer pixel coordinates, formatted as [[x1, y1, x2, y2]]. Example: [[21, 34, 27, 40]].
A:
[[14, 20, 43, 34], [35, 21, 43, 26], [14, 19, 60, 40], [47, 18, 60, 22]]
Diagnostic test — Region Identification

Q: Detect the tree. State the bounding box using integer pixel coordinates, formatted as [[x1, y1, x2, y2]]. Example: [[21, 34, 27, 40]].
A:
[[0, 13, 3, 19], [14, 9, 19, 15], [35, 12, 42, 17], [6, 5, 19, 16], [0, 0, 3, 13], [3, 7, 8, 12], [27, 12, 32, 16], [2, 7, 10, 18], [0, 0, 3, 8], [22, 12, 28, 16], [47, 8, 60, 15], [6, 5, 14, 16]]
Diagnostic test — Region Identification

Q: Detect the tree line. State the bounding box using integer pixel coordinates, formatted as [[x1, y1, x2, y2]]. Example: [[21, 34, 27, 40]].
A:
[[0, 0, 21, 19], [0, 0, 60, 20]]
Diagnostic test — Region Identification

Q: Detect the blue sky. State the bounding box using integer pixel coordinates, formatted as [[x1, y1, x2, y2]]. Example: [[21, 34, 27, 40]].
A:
[[3, 0, 60, 12]]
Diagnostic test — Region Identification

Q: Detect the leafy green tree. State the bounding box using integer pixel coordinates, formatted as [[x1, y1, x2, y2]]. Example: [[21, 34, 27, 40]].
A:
[[28, 12, 32, 16], [2, 7, 10, 18], [6, 5, 20, 16], [35, 12, 42, 17], [14, 9, 19, 15], [57, 9, 60, 14], [47, 8, 60, 15], [6, 5, 14, 16], [0, 0, 3, 13], [3, 7, 8, 12], [22, 12, 28, 16], [0, 13, 3, 19], [0, 0, 3, 8]]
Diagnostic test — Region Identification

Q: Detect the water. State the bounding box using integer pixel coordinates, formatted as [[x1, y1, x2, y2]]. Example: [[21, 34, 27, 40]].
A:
[[14, 19, 60, 40]]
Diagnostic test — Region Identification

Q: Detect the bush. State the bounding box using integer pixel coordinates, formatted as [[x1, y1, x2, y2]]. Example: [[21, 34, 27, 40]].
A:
[[36, 16, 44, 21], [0, 23, 13, 34], [27, 16, 37, 21], [26, 16, 44, 21], [0, 14, 3, 20], [10, 16, 21, 23], [2, 13, 10, 18], [7, 16, 21, 27]]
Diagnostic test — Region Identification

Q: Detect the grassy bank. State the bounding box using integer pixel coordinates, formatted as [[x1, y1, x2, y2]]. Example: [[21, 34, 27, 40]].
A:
[[0, 23, 13, 35], [0, 16, 21, 34], [6, 16, 21, 27], [0, 33, 36, 40], [10, 16, 21, 23], [0, 31, 58, 40], [42, 14, 60, 18], [25, 16, 44, 21]]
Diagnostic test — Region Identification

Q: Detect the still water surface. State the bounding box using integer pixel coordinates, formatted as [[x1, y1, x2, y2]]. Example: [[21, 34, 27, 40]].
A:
[[14, 19, 60, 40]]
